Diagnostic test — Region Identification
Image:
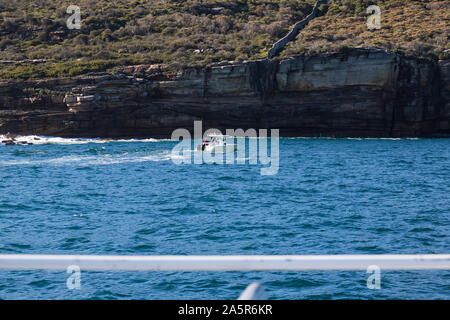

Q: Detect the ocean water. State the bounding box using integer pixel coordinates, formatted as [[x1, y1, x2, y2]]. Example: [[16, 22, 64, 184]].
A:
[[0, 136, 449, 299]]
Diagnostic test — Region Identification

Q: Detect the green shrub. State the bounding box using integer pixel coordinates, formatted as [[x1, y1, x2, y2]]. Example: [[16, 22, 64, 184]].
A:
[[0, 0, 447, 79]]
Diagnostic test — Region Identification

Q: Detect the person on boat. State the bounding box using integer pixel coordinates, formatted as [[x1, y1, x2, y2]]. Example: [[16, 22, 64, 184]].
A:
[[202, 139, 210, 151]]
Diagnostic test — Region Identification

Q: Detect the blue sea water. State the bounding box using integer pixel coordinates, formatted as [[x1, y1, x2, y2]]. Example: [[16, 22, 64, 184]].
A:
[[0, 137, 449, 299]]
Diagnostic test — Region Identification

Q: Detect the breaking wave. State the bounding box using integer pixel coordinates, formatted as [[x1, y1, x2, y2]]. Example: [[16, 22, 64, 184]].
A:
[[0, 135, 170, 146]]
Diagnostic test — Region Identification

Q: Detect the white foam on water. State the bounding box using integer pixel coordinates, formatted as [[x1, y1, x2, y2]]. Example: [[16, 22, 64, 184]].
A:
[[0, 135, 171, 145], [0, 151, 173, 166], [115, 138, 171, 143], [169, 149, 196, 161]]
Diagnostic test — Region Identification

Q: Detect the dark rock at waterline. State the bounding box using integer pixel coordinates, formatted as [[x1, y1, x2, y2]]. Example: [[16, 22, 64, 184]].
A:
[[2, 140, 16, 146], [0, 48, 449, 138]]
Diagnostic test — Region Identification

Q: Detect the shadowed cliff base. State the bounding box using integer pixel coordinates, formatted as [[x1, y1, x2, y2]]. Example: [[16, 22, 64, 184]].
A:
[[0, 49, 449, 139]]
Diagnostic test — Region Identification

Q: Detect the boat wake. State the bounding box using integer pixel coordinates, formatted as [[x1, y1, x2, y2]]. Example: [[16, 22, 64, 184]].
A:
[[0, 151, 174, 166]]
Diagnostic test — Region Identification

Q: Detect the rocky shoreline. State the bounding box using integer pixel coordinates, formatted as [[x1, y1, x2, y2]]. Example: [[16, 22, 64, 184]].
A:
[[0, 133, 41, 146], [0, 48, 449, 140]]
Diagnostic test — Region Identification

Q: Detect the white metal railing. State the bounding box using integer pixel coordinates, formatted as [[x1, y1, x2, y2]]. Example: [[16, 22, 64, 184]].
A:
[[0, 254, 449, 271]]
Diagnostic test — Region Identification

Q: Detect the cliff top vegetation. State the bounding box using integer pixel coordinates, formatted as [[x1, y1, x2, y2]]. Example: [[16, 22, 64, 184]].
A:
[[0, 0, 448, 79]]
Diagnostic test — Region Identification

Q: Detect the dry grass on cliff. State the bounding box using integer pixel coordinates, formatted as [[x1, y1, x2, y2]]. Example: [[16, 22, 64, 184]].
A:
[[0, 0, 448, 79], [0, 0, 318, 78], [282, 0, 450, 60]]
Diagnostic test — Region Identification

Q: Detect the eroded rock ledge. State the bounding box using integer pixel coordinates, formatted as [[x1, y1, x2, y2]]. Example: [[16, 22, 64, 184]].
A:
[[0, 49, 449, 138]]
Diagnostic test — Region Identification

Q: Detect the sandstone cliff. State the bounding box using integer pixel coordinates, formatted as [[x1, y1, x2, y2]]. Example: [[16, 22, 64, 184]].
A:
[[0, 49, 449, 138]]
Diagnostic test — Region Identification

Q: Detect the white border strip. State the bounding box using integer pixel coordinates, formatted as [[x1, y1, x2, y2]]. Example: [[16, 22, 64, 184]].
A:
[[0, 254, 449, 271]]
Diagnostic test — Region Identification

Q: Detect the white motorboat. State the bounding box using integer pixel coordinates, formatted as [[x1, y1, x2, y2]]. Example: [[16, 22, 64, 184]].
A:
[[197, 134, 237, 153]]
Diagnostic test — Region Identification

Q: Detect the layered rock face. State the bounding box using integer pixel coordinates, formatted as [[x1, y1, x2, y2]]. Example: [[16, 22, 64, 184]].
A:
[[0, 49, 448, 138]]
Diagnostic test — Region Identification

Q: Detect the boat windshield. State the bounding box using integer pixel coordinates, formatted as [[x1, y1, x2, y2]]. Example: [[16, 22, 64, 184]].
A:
[[207, 134, 232, 141]]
